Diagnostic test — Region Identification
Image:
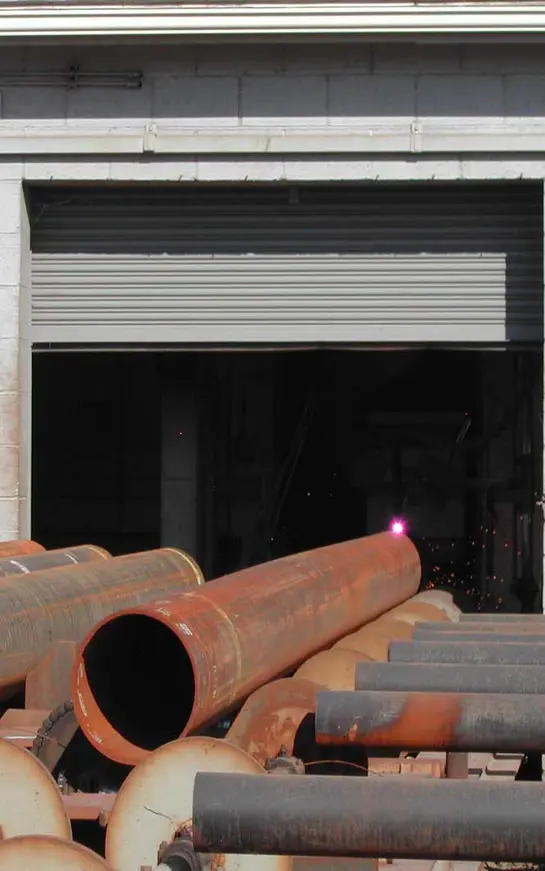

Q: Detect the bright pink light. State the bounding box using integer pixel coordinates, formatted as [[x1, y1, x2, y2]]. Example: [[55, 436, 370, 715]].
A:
[[390, 518, 406, 536]]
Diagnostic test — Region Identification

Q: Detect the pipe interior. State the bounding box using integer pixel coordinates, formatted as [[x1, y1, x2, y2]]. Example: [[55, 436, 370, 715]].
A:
[[83, 615, 195, 750]]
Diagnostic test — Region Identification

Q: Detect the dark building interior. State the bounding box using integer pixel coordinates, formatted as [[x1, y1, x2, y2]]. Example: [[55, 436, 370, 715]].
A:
[[32, 345, 543, 614]]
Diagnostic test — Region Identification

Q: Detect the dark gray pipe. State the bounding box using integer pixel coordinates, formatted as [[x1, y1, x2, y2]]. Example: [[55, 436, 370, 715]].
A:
[[414, 629, 545, 644], [415, 621, 545, 634], [355, 661, 545, 694], [389, 640, 545, 665], [192, 772, 545, 861], [460, 613, 545, 623]]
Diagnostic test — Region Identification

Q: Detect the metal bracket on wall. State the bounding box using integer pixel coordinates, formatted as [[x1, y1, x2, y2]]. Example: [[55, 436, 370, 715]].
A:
[[410, 122, 423, 153], [143, 123, 158, 154]]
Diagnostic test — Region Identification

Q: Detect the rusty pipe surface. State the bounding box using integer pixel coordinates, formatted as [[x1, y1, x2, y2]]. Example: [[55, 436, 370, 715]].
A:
[[227, 591, 453, 766], [225, 676, 370, 778], [0, 547, 203, 696], [0, 539, 44, 557], [315, 689, 545, 752], [74, 532, 420, 766], [355, 661, 545, 694], [389, 640, 545, 665], [192, 772, 545, 862], [227, 591, 444, 767], [0, 545, 111, 579], [226, 678, 325, 765]]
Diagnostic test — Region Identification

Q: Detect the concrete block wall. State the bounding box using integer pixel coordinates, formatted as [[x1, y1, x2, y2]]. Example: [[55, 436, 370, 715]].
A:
[[0, 43, 545, 131]]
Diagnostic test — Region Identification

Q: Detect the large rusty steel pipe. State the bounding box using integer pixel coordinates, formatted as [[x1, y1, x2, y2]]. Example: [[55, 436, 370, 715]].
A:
[[389, 640, 545, 665], [355, 661, 545, 694], [0, 539, 44, 557], [192, 772, 545, 862], [0, 544, 111, 578], [0, 547, 203, 697], [74, 532, 421, 766], [315, 689, 545, 752], [460, 613, 545, 622]]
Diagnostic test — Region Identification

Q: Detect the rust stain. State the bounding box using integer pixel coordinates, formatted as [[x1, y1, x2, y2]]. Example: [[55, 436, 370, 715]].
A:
[[332, 692, 463, 749], [347, 723, 359, 741], [227, 678, 323, 763]]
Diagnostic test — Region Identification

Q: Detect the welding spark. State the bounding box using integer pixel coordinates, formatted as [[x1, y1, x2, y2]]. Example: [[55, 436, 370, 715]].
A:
[[389, 518, 406, 536]]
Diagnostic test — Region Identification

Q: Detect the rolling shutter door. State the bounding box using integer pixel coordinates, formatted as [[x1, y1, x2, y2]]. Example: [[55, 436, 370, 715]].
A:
[[30, 182, 542, 344]]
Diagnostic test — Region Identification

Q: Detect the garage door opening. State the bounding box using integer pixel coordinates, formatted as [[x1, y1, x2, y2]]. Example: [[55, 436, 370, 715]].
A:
[[32, 346, 543, 614]]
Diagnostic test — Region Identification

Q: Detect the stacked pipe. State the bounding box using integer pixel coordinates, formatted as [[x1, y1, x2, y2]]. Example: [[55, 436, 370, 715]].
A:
[[72, 531, 423, 766], [0, 532, 432, 869], [0, 545, 204, 698], [225, 587, 460, 765], [0, 533, 472, 869], [69, 531, 432, 871], [0, 539, 44, 558], [192, 772, 545, 862], [0, 537, 206, 870], [316, 611, 545, 755], [0, 544, 111, 578], [191, 610, 545, 865]]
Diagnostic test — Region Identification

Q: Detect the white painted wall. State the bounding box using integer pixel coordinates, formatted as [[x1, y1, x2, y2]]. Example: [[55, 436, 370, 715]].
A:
[[0, 173, 31, 541]]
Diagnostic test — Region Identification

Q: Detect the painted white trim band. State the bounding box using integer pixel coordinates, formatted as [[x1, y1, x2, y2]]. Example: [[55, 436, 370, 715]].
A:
[[2, 3, 545, 39], [1, 118, 545, 155]]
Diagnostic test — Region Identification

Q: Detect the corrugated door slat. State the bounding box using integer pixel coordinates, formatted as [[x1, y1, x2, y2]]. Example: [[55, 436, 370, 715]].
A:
[[30, 183, 543, 343]]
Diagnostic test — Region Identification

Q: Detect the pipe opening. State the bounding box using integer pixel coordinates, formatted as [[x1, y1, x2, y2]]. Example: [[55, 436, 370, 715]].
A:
[[83, 615, 195, 750]]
